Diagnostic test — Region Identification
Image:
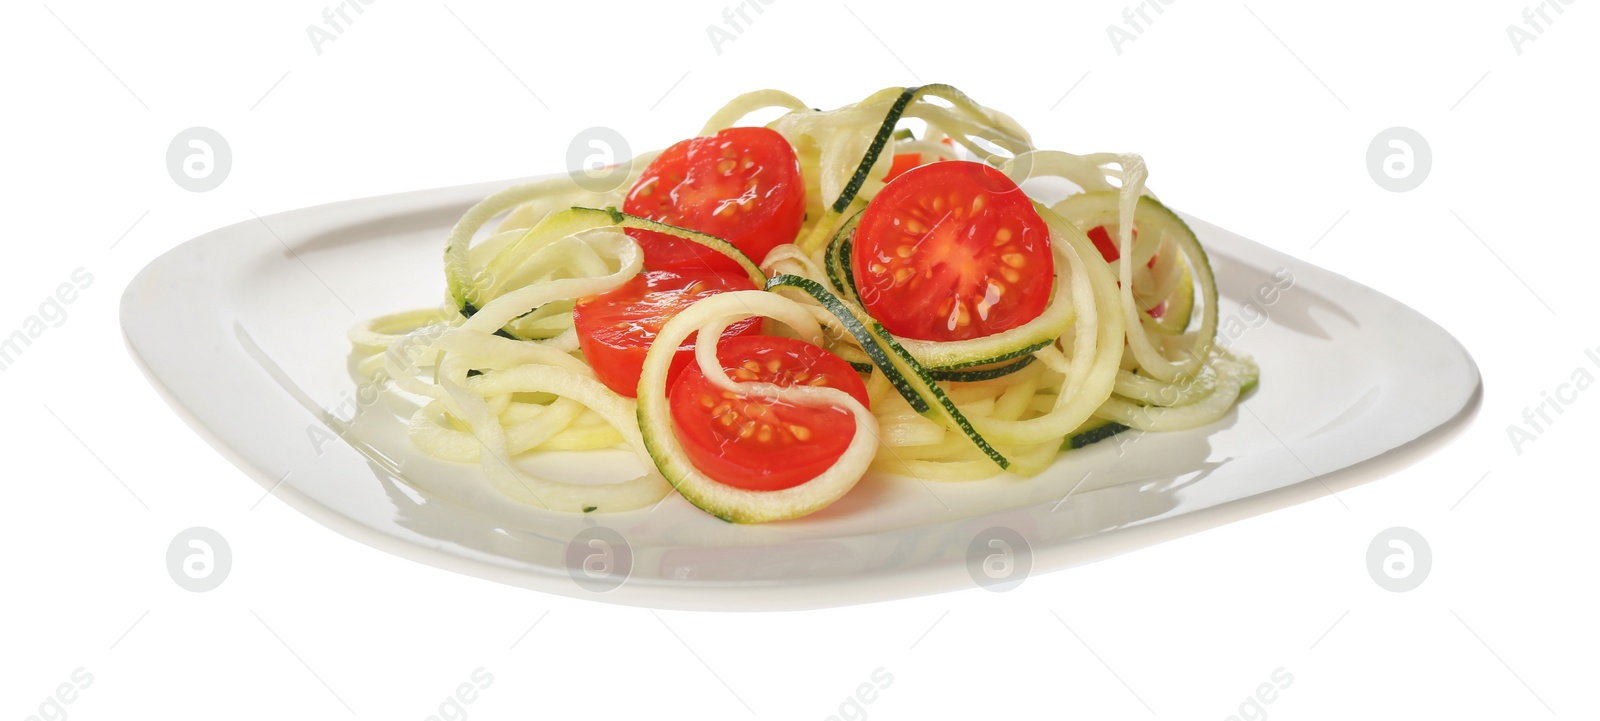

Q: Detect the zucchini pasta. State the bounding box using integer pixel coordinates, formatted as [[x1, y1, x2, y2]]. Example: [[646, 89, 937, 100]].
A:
[[349, 84, 1258, 523]]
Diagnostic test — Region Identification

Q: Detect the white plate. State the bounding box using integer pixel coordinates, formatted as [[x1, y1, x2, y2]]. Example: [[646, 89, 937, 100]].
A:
[[121, 177, 1480, 610]]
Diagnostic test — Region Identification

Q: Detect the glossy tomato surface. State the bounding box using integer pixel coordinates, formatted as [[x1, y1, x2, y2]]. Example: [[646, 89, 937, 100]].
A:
[[851, 161, 1053, 341], [624, 127, 805, 272], [573, 269, 762, 398], [669, 335, 869, 492]]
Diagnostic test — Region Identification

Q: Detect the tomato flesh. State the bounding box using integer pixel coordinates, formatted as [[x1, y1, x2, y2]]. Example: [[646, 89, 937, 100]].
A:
[[573, 269, 762, 398], [1086, 225, 1161, 267], [623, 126, 805, 272], [1086, 226, 1164, 317], [851, 161, 1053, 341], [884, 153, 923, 183], [883, 136, 954, 183], [1086, 225, 1123, 263], [669, 336, 869, 492]]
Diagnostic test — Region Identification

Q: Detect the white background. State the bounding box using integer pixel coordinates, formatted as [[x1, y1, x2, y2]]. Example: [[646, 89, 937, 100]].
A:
[[3, 0, 1596, 719]]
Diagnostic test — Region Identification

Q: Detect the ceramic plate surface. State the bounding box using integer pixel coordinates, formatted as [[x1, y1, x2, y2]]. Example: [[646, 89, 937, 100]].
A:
[[122, 177, 1480, 610]]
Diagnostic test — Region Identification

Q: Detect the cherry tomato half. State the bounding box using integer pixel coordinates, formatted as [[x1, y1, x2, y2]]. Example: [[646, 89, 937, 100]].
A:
[[669, 335, 869, 492], [851, 161, 1054, 341], [623, 127, 805, 272]]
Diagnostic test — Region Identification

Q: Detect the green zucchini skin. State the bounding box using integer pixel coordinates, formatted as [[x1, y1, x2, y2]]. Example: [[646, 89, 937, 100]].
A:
[[832, 87, 918, 214], [767, 274, 928, 414], [822, 210, 863, 301], [766, 274, 1011, 471], [830, 83, 1023, 215], [928, 355, 1038, 383], [1065, 421, 1131, 450]]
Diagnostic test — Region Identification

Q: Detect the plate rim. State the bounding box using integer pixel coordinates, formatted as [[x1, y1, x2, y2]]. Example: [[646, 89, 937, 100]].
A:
[[120, 176, 1484, 611]]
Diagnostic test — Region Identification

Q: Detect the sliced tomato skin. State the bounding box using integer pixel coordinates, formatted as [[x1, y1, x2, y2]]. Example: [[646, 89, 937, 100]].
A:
[[669, 335, 869, 492], [851, 161, 1054, 342], [573, 269, 762, 398], [623, 126, 805, 272]]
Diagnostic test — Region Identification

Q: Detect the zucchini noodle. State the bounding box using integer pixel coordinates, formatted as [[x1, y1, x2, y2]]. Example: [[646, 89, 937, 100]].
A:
[[350, 84, 1259, 520]]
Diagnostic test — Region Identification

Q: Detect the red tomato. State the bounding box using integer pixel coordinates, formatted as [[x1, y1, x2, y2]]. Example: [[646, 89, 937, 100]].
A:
[[669, 335, 870, 491], [883, 153, 923, 183], [573, 269, 762, 398], [884, 137, 957, 183], [883, 136, 955, 182], [1086, 225, 1123, 263], [1086, 226, 1164, 317], [1086, 225, 1161, 267], [623, 127, 805, 272], [851, 161, 1053, 341]]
